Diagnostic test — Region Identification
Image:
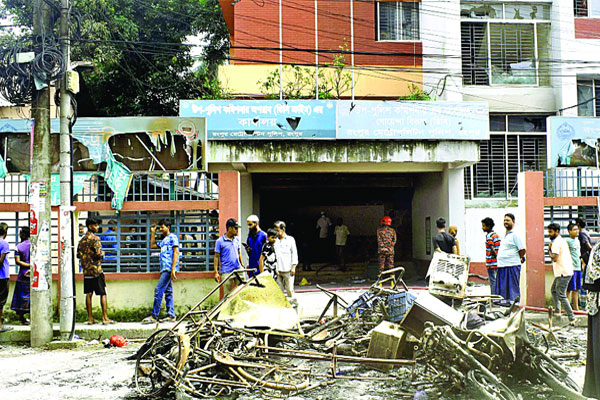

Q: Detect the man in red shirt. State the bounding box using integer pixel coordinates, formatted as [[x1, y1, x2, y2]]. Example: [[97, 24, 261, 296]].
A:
[[377, 216, 396, 274], [482, 217, 501, 296]]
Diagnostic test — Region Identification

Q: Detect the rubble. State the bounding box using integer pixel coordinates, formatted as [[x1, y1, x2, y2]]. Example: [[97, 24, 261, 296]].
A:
[[133, 264, 587, 399]]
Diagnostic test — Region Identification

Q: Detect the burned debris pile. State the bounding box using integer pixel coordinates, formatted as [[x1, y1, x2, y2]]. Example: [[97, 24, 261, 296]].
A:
[[134, 257, 585, 399]]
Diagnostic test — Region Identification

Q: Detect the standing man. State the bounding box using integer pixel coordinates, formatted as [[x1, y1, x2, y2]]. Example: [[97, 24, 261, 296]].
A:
[[497, 213, 526, 304], [576, 217, 594, 267], [0, 224, 11, 333], [77, 217, 113, 325], [274, 221, 298, 298], [316, 211, 332, 266], [377, 216, 396, 274], [482, 217, 501, 296], [566, 222, 583, 311], [214, 218, 244, 297], [433, 218, 458, 254], [547, 223, 575, 325], [11, 227, 31, 325], [245, 215, 267, 277], [100, 219, 118, 261], [334, 218, 350, 271], [143, 219, 179, 324]]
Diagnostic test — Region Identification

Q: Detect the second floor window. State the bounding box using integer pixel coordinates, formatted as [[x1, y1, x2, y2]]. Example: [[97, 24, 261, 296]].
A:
[[575, 0, 600, 17], [377, 1, 420, 41], [461, 2, 551, 86]]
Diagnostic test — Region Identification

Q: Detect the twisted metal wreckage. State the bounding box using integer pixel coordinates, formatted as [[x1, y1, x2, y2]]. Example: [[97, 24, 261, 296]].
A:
[[133, 254, 586, 399]]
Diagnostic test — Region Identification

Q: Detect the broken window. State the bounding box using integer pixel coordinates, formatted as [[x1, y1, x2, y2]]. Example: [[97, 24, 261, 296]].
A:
[[577, 79, 600, 117], [460, 2, 551, 86]]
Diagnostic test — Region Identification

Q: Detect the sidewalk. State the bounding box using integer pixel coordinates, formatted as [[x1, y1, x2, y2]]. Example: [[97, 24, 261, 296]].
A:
[[0, 320, 176, 344]]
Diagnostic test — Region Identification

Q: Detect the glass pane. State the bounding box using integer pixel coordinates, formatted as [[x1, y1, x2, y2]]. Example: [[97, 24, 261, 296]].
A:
[[508, 115, 547, 132], [401, 2, 420, 40], [490, 115, 506, 131], [490, 23, 536, 84], [460, 2, 503, 19], [378, 2, 398, 40], [537, 23, 551, 86], [577, 81, 594, 116], [505, 3, 550, 20]]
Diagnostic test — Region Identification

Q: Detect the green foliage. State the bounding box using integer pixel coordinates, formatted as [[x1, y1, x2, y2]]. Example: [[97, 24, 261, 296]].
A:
[[258, 45, 353, 100], [398, 83, 431, 101], [1, 0, 230, 115]]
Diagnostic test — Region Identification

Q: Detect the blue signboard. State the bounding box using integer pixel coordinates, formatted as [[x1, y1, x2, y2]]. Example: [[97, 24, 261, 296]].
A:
[[548, 117, 600, 168], [180, 100, 337, 139], [337, 101, 489, 140]]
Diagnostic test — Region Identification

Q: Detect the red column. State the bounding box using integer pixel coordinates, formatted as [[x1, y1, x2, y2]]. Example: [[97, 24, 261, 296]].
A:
[[218, 171, 240, 235], [523, 171, 545, 307]]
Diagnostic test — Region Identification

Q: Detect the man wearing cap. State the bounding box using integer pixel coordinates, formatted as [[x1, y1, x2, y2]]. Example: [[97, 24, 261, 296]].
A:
[[245, 215, 267, 277], [214, 218, 244, 296], [377, 216, 396, 273]]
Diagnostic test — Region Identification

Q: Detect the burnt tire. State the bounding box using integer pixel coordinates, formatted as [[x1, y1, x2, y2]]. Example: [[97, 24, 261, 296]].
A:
[[466, 369, 518, 400], [531, 353, 586, 399]]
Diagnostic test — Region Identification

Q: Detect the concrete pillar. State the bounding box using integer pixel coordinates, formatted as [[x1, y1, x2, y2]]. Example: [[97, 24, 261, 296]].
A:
[[518, 171, 545, 307], [239, 172, 253, 265], [551, 0, 578, 116], [218, 171, 240, 236], [443, 165, 466, 253]]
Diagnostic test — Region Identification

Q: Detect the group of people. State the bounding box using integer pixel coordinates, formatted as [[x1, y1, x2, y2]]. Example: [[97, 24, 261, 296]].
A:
[[311, 212, 350, 271], [0, 224, 30, 332], [213, 216, 299, 300]]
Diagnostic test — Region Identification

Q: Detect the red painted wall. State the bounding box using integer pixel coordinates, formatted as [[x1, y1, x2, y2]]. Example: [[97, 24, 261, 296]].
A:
[[218, 171, 240, 236], [575, 18, 600, 39], [231, 0, 422, 66], [524, 172, 545, 308]]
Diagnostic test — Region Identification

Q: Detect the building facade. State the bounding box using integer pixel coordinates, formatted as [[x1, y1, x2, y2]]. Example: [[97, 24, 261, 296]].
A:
[[214, 0, 600, 274]]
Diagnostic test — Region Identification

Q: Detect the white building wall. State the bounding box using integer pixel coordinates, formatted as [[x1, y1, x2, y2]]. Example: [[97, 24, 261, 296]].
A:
[[421, 0, 464, 101]]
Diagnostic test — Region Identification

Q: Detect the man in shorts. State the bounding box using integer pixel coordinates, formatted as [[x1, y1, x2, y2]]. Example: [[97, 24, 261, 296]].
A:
[[77, 217, 114, 325]]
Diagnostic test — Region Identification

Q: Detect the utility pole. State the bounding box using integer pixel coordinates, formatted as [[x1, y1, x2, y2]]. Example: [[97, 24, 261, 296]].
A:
[[30, 0, 54, 347], [59, 0, 75, 340]]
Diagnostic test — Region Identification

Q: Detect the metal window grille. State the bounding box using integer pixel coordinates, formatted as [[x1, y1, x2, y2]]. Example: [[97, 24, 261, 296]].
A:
[[575, 0, 589, 16], [93, 210, 219, 273], [489, 23, 536, 85], [377, 1, 420, 41], [465, 124, 548, 199], [461, 22, 489, 85], [460, 5, 551, 87]]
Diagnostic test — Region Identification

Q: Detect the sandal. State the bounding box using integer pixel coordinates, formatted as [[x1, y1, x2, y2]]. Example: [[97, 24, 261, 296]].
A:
[[102, 320, 116, 325], [141, 316, 158, 325], [84, 321, 96, 325], [160, 317, 176, 323]]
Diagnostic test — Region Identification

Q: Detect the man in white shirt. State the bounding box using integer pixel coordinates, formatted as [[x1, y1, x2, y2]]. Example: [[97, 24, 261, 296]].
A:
[[497, 213, 526, 304], [274, 220, 298, 298], [334, 218, 350, 271], [316, 211, 332, 265], [547, 223, 575, 325]]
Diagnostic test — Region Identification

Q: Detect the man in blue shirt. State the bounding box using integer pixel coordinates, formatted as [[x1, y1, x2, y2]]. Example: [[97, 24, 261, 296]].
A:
[[0, 224, 11, 333], [142, 219, 179, 324], [100, 219, 118, 261], [215, 218, 244, 296], [497, 213, 527, 305], [245, 215, 267, 277]]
